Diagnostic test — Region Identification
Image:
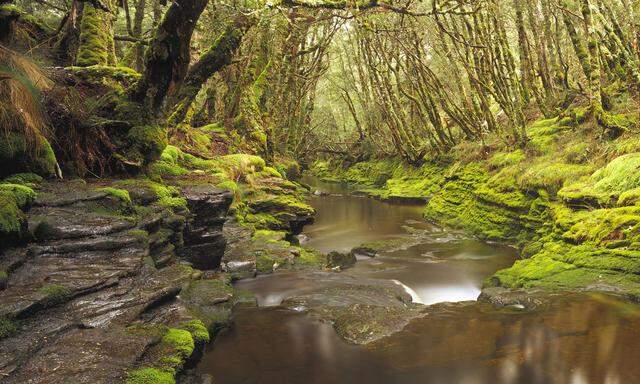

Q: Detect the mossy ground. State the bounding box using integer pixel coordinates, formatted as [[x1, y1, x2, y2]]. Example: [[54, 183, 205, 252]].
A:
[[315, 108, 640, 298]]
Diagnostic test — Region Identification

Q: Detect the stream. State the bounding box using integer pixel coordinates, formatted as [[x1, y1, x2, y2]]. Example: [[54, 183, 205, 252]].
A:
[[195, 178, 640, 384]]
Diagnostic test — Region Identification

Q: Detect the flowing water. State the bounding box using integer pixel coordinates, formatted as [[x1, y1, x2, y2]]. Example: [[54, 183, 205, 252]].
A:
[[195, 178, 640, 384]]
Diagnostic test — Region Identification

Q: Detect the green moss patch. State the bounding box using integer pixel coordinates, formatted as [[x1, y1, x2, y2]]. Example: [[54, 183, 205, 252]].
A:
[[125, 368, 175, 384], [38, 284, 72, 306], [559, 153, 640, 207], [0, 316, 18, 339]]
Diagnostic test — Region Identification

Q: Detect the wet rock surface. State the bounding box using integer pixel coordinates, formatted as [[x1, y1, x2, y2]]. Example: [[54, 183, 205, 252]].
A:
[[281, 272, 424, 345], [180, 185, 233, 270], [326, 251, 357, 269], [0, 180, 234, 383]]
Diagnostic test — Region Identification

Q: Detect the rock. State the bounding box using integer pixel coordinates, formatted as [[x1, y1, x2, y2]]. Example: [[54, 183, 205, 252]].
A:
[[296, 233, 309, 244], [222, 260, 256, 274], [0, 179, 235, 384], [478, 287, 545, 309], [326, 251, 356, 270], [281, 272, 422, 344], [180, 185, 233, 269], [350, 246, 377, 258]]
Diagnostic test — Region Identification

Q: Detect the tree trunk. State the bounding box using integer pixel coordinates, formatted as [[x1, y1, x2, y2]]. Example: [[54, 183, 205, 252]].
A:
[[130, 0, 209, 111], [76, 0, 117, 66], [132, 0, 146, 72], [167, 15, 254, 126]]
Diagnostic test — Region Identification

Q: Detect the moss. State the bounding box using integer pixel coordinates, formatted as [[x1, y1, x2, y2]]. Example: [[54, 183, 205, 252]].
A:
[[161, 328, 194, 358], [559, 153, 640, 206], [296, 248, 326, 268], [216, 180, 239, 193], [274, 158, 302, 181], [0, 133, 58, 178], [488, 150, 526, 170], [3, 173, 43, 186], [180, 279, 233, 305], [0, 184, 36, 207], [38, 284, 72, 306], [563, 142, 591, 164], [517, 159, 593, 195], [125, 368, 175, 384], [178, 320, 210, 343], [618, 188, 640, 206], [66, 65, 140, 85], [0, 192, 25, 239], [126, 125, 168, 166], [252, 229, 287, 242], [240, 212, 281, 230], [0, 316, 17, 339], [99, 187, 132, 205], [561, 206, 640, 246], [76, 0, 117, 67]]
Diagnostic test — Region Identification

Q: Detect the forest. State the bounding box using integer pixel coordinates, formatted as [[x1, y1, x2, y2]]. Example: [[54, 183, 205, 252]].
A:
[[1, 0, 640, 383]]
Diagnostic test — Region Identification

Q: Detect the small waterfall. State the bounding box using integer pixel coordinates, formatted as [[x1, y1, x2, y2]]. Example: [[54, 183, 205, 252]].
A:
[[392, 279, 424, 304]]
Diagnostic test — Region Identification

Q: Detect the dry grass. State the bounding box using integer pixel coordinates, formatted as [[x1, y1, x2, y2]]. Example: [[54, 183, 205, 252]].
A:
[[0, 44, 52, 154]]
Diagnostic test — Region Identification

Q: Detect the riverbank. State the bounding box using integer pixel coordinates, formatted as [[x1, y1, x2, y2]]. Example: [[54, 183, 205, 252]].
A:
[[0, 147, 326, 383], [311, 109, 640, 301]]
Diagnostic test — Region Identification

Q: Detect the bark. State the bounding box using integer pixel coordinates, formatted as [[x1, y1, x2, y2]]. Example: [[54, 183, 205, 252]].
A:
[[130, 0, 209, 111], [76, 0, 117, 66], [55, 0, 83, 65], [132, 0, 146, 72], [167, 15, 255, 126]]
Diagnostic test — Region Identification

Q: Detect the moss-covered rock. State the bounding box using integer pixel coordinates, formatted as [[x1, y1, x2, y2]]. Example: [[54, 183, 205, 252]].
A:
[[178, 320, 210, 344], [38, 283, 72, 307], [559, 153, 640, 207], [126, 125, 168, 166], [0, 133, 58, 178], [0, 190, 27, 245], [3, 173, 43, 186], [326, 251, 356, 270]]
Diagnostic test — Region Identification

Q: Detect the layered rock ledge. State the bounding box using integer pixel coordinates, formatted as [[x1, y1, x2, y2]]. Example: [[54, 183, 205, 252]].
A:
[[0, 180, 235, 384]]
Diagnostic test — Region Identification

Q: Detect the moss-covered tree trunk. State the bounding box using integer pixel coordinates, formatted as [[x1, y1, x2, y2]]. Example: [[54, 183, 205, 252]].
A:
[[76, 0, 117, 67], [132, 0, 146, 72], [167, 15, 254, 127], [579, 0, 604, 115]]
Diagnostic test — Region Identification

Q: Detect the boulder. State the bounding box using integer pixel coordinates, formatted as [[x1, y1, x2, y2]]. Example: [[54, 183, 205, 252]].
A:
[[326, 251, 356, 270]]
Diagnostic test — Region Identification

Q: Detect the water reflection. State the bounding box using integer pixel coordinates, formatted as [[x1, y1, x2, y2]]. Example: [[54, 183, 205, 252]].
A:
[[196, 178, 640, 383], [199, 295, 640, 384], [300, 177, 517, 305]]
